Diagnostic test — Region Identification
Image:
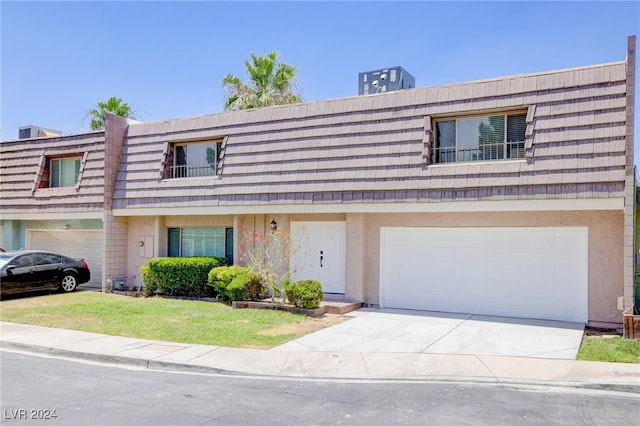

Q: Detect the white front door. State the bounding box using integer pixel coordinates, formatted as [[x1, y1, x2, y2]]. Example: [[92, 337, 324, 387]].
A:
[[290, 221, 346, 294]]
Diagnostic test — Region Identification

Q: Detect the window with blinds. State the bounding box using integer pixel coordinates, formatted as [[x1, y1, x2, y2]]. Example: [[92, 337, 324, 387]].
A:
[[168, 227, 233, 262], [435, 112, 526, 163]]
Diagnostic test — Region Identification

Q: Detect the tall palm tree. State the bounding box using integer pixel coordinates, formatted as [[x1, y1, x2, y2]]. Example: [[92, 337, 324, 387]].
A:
[[87, 97, 137, 130], [222, 50, 302, 111]]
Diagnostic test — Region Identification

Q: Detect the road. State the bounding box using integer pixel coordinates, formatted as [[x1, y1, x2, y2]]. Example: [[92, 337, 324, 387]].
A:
[[1, 350, 638, 425]]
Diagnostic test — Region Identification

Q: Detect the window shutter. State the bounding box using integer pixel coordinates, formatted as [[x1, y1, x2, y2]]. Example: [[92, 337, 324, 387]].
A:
[[168, 228, 181, 257], [225, 228, 234, 263]]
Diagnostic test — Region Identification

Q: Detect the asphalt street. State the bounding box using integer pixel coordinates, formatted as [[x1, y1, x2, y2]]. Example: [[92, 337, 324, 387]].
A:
[[1, 350, 638, 426]]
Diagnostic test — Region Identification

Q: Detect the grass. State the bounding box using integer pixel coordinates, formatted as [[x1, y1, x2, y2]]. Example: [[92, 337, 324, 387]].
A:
[[577, 336, 640, 363], [0, 291, 338, 349]]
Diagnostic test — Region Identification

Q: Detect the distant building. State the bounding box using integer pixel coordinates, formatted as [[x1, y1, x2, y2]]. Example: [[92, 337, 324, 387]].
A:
[[358, 66, 415, 95], [18, 125, 61, 139]]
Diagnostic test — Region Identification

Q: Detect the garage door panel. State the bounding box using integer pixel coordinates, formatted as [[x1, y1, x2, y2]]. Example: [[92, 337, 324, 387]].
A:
[[27, 230, 103, 288], [380, 227, 588, 323]]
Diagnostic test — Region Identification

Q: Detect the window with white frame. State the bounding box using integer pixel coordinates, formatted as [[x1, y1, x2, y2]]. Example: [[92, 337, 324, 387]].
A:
[[170, 141, 221, 178], [168, 227, 233, 262], [50, 156, 81, 187], [434, 112, 526, 163]]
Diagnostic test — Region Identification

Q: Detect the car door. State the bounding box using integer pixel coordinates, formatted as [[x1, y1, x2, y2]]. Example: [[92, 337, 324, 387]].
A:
[[33, 253, 63, 290], [1, 254, 37, 293]]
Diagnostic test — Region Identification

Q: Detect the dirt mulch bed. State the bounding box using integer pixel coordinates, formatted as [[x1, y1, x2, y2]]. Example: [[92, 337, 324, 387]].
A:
[[584, 326, 622, 337]]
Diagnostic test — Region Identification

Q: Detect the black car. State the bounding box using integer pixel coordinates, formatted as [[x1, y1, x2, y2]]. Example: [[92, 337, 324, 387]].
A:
[[0, 250, 90, 296]]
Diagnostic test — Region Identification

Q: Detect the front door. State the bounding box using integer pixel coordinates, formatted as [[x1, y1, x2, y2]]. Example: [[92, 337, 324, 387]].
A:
[[290, 221, 346, 294]]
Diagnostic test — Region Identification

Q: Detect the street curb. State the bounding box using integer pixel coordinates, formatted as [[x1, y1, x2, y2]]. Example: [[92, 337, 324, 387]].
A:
[[3, 340, 640, 394]]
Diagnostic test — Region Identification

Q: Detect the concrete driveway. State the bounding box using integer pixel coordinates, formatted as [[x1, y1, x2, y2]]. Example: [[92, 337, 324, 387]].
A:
[[273, 308, 585, 359]]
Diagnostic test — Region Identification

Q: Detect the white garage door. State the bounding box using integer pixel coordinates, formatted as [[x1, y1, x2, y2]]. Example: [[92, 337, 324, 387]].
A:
[[26, 230, 103, 288], [380, 227, 588, 323]]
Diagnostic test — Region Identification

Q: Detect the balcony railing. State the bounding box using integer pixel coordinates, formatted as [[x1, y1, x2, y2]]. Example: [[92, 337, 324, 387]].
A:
[[435, 141, 525, 164], [169, 163, 216, 178]]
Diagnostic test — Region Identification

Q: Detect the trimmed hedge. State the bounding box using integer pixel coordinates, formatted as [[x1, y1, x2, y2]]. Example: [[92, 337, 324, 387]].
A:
[[140, 264, 157, 297], [284, 279, 323, 308], [208, 265, 265, 301], [143, 257, 229, 297]]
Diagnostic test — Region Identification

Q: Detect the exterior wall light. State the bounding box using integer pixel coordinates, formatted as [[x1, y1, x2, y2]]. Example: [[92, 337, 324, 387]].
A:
[[270, 219, 277, 231]]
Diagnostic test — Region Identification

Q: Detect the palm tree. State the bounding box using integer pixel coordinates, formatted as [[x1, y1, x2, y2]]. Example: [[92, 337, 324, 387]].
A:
[[222, 50, 302, 111], [87, 97, 137, 130]]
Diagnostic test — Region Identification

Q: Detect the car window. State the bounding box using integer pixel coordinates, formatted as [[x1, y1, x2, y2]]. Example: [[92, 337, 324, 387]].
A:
[[0, 254, 12, 268], [36, 253, 62, 265], [14, 255, 35, 268]]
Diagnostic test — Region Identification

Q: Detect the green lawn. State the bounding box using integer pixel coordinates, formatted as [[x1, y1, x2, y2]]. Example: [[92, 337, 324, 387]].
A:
[[577, 336, 640, 363], [0, 291, 330, 348]]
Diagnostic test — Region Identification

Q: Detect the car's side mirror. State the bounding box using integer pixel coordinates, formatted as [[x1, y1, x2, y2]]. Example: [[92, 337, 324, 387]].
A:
[[6, 264, 16, 271]]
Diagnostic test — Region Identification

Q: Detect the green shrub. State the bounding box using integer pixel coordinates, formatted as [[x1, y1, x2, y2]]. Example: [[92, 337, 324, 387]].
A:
[[147, 257, 229, 297], [208, 266, 265, 301], [284, 279, 323, 308], [140, 264, 157, 297]]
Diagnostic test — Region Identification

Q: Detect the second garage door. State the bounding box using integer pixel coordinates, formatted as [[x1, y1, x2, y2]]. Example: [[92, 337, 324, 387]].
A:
[[379, 227, 588, 323], [26, 229, 103, 288]]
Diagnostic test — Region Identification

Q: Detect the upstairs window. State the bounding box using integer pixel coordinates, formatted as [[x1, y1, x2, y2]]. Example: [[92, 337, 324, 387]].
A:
[[170, 141, 221, 178], [435, 113, 526, 164], [50, 156, 81, 187]]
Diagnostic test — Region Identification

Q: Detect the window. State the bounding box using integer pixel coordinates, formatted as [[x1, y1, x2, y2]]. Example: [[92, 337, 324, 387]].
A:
[[434, 113, 526, 163], [50, 156, 81, 187], [35, 253, 61, 266], [168, 227, 233, 262], [170, 141, 221, 178], [14, 255, 35, 268]]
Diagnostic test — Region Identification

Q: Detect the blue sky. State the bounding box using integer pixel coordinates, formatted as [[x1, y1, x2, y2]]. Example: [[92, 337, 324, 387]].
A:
[[2, 1, 639, 154]]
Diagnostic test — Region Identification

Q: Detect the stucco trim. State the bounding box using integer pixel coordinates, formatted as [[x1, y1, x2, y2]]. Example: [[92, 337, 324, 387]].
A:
[[112, 197, 624, 217]]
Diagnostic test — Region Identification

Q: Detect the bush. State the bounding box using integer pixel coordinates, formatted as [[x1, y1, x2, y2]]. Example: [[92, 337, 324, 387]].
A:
[[146, 257, 230, 297], [208, 266, 265, 301], [140, 264, 157, 297], [284, 279, 323, 308]]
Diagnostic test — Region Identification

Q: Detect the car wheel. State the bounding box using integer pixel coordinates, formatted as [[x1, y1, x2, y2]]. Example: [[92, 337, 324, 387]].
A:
[[60, 273, 78, 293]]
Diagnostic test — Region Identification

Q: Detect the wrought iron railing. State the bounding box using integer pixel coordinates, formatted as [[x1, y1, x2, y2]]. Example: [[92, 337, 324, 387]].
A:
[[435, 141, 525, 164], [169, 164, 216, 178]]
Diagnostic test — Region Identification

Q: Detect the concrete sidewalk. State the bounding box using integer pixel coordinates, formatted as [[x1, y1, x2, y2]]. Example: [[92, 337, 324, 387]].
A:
[[1, 321, 638, 391]]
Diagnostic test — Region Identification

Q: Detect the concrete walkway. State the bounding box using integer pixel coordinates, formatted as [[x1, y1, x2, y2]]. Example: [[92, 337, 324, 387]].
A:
[[1, 321, 638, 391]]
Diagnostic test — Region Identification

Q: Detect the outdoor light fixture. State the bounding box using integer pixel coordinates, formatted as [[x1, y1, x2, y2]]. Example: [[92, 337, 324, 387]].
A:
[[270, 219, 277, 231], [138, 240, 145, 247]]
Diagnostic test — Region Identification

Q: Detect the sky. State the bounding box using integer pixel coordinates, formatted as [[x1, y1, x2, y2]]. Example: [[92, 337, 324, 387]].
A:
[[2, 1, 639, 160]]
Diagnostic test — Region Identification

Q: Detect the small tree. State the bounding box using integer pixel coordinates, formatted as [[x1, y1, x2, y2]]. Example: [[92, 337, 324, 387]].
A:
[[240, 227, 299, 303]]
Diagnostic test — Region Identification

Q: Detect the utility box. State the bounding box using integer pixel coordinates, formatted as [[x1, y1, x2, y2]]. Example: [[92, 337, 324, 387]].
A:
[[18, 125, 61, 139], [358, 66, 415, 95]]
